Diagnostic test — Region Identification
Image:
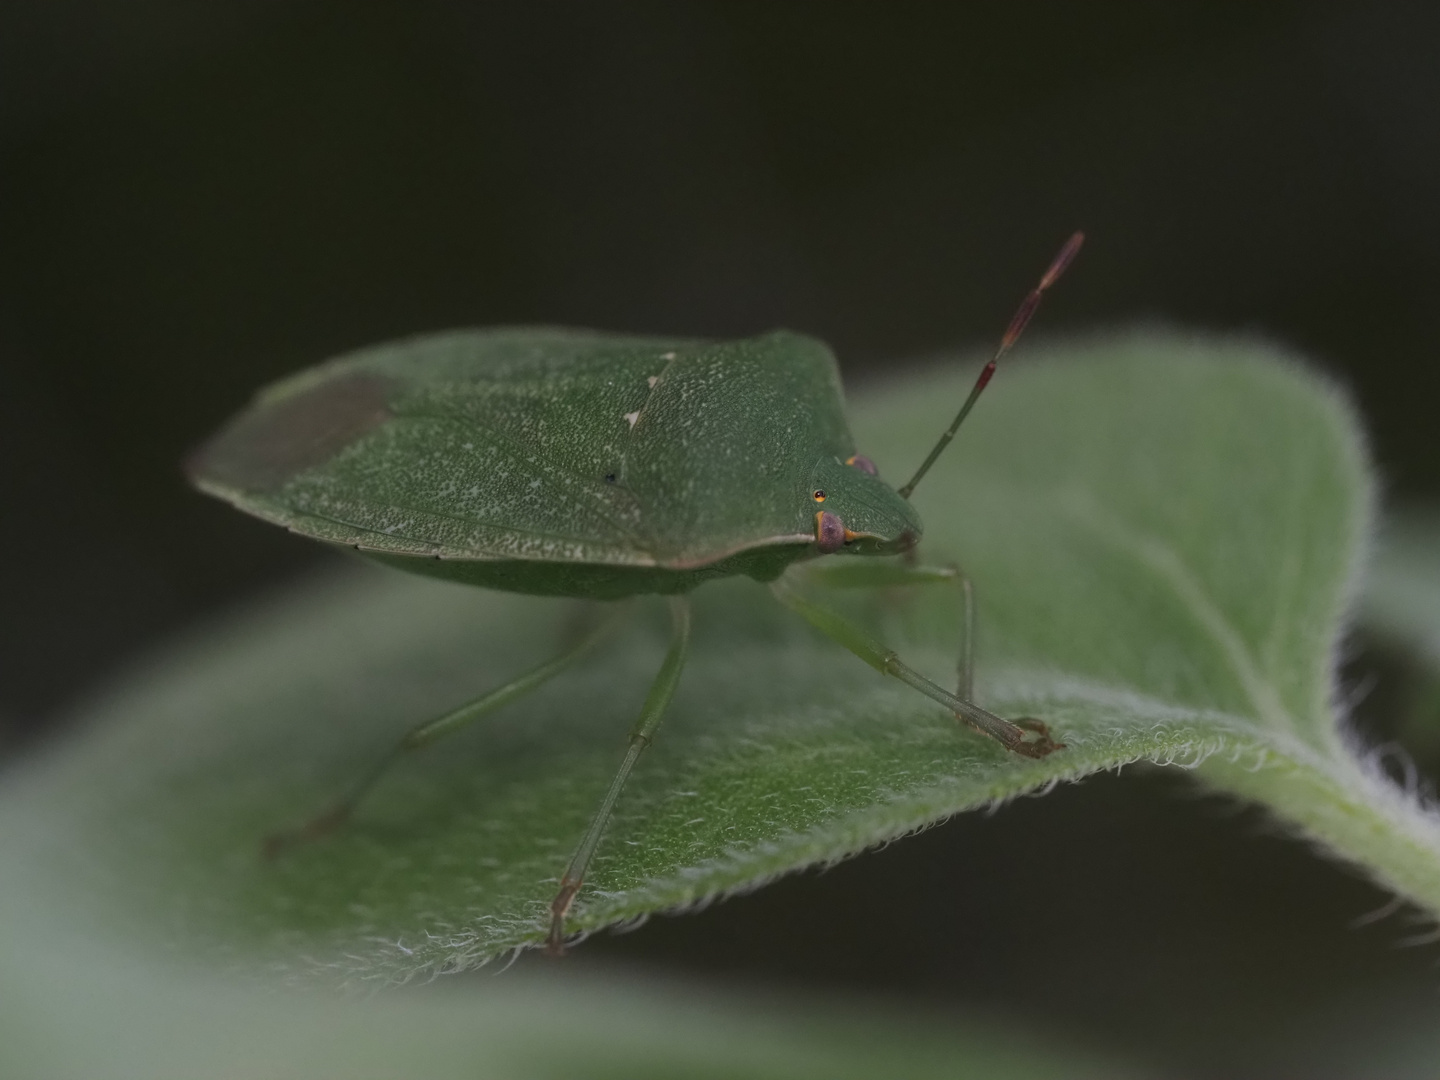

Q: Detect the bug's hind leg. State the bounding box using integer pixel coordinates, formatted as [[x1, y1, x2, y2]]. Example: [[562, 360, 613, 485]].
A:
[[773, 572, 1062, 758], [548, 596, 692, 955], [263, 602, 632, 860]]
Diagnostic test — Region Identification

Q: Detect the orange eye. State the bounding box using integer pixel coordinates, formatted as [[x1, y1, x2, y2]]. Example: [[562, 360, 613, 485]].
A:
[[812, 489, 826, 502]]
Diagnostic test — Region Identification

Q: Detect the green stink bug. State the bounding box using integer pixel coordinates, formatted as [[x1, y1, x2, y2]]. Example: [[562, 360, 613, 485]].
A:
[[188, 232, 1083, 953]]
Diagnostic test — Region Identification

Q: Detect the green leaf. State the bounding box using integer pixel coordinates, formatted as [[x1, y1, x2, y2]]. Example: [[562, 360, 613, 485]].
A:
[[1364, 505, 1440, 669], [5, 329, 1436, 996], [0, 917, 1133, 1080], [1359, 504, 1440, 757]]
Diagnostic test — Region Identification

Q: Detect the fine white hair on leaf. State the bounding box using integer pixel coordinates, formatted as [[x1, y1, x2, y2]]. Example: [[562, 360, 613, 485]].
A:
[[1349, 894, 1405, 929]]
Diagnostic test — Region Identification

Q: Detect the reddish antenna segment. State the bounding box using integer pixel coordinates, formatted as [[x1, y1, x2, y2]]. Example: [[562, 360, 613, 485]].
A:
[[897, 231, 1084, 500]]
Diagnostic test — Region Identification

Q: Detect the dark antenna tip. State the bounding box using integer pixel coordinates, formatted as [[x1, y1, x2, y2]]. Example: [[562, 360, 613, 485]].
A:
[[897, 231, 1084, 500]]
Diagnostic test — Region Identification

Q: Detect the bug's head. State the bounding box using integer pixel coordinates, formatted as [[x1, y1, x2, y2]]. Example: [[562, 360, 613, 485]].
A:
[[807, 454, 921, 556]]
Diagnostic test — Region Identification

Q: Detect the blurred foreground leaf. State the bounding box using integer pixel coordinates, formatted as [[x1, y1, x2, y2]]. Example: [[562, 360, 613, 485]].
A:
[[0, 919, 1126, 1080], [3, 331, 1437, 1007]]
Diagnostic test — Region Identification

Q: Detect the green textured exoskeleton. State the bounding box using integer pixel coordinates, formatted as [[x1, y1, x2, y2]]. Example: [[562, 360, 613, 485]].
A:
[[189, 234, 1083, 953]]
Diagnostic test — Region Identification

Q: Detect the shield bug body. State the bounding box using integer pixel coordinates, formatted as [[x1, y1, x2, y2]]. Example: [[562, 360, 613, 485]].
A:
[[188, 233, 1083, 953]]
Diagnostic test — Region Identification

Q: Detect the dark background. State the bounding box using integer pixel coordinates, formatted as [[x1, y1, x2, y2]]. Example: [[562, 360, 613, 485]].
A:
[[3, 3, 1439, 1076]]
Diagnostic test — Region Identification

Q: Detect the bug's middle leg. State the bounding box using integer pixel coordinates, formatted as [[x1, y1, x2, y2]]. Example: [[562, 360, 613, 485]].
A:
[[771, 573, 1062, 758], [547, 595, 692, 955]]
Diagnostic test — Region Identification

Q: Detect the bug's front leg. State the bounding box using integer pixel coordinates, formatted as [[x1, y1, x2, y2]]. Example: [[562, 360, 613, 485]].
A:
[[773, 570, 1062, 758], [798, 561, 977, 701], [547, 596, 693, 955]]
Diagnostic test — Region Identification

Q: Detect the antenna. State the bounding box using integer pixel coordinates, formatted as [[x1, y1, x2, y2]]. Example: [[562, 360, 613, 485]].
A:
[[897, 231, 1084, 500]]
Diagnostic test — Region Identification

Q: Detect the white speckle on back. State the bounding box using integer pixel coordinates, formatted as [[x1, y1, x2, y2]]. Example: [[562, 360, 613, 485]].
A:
[[647, 375, 658, 388], [624, 410, 641, 429], [660, 351, 676, 360]]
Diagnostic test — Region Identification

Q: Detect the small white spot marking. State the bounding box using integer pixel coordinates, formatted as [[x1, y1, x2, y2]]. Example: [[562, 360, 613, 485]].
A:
[[624, 410, 641, 428], [647, 375, 658, 387]]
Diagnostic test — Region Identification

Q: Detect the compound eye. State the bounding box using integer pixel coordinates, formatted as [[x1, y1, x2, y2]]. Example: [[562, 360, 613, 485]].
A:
[[812, 489, 826, 502], [815, 510, 845, 553], [846, 454, 878, 476]]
